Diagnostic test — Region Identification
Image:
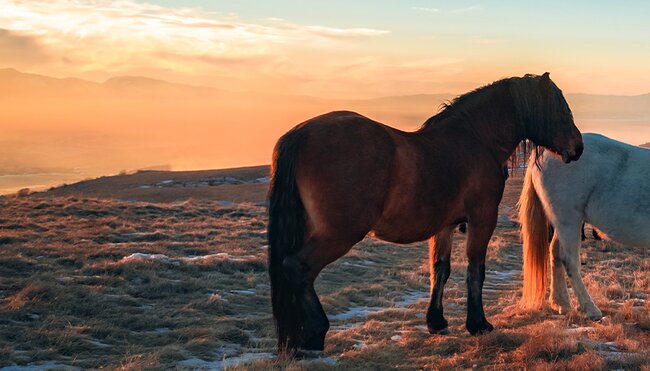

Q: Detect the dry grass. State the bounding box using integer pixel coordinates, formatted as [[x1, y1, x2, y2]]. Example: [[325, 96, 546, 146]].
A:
[[0, 174, 648, 369], [34, 165, 270, 203]]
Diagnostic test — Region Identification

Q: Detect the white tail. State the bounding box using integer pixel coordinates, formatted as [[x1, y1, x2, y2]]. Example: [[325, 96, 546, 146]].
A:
[[519, 164, 550, 308]]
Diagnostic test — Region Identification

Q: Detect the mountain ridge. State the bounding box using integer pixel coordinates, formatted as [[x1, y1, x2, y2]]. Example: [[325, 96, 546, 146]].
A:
[[2, 67, 648, 102]]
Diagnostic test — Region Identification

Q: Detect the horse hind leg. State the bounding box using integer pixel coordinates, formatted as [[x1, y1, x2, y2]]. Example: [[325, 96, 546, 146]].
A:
[[426, 227, 453, 334], [548, 232, 571, 314], [283, 235, 359, 351], [557, 224, 603, 320]]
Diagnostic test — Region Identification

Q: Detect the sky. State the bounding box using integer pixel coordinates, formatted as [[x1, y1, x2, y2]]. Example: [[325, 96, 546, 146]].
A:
[[0, 0, 649, 194], [1, 0, 649, 98]]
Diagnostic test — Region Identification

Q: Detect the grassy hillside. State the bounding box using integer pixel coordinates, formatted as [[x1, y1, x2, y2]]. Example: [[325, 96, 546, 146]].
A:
[[1, 176, 648, 369], [34, 165, 270, 203]]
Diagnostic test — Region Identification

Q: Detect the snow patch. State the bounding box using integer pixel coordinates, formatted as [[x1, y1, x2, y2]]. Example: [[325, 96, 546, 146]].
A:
[[0, 362, 81, 371], [120, 252, 257, 265], [230, 289, 256, 296], [329, 306, 384, 321], [394, 291, 428, 308], [486, 269, 520, 280], [121, 253, 170, 263], [329, 290, 429, 321]]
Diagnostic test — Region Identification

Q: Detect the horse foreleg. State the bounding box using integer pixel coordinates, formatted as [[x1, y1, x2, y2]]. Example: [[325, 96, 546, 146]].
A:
[[557, 226, 603, 320], [465, 215, 497, 335], [548, 232, 571, 314], [426, 227, 453, 334]]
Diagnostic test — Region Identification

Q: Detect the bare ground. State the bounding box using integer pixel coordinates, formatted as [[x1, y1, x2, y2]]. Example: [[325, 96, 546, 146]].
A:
[[0, 176, 648, 370]]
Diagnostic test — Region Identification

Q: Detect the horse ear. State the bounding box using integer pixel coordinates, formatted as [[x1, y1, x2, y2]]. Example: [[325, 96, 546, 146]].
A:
[[540, 72, 551, 87]]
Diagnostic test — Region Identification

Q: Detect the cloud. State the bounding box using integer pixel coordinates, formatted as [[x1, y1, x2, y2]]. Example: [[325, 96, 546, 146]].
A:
[[413, 4, 482, 14], [0, 0, 389, 75], [0, 1, 477, 98], [0, 29, 50, 66], [411, 7, 440, 13], [302, 25, 389, 38]]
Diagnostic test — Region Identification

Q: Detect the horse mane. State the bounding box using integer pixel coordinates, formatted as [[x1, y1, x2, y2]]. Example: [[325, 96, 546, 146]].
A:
[[419, 74, 553, 171]]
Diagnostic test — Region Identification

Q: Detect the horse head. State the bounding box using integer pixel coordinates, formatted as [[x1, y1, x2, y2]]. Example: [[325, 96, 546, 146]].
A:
[[512, 72, 583, 163]]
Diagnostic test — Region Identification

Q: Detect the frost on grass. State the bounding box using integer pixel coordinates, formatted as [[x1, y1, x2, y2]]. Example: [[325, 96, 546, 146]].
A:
[[1, 177, 648, 370], [121, 252, 171, 263], [119, 252, 259, 265]]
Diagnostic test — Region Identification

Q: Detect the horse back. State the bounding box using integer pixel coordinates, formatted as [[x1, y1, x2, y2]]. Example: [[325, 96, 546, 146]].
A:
[[536, 133, 650, 245], [289, 110, 506, 244], [585, 135, 650, 244], [372, 123, 506, 242], [291, 111, 396, 241]]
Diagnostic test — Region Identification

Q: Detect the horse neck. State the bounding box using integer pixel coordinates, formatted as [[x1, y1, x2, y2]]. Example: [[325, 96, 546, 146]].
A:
[[422, 86, 523, 165]]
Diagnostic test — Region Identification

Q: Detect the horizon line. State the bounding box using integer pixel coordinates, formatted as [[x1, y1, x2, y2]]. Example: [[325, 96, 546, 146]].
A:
[[3, 67, 649, 101]]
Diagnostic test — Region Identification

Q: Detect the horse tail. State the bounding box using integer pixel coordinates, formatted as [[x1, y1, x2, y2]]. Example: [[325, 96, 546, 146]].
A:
[[267, 128, 306, 354], [519, 162, 550, 309]]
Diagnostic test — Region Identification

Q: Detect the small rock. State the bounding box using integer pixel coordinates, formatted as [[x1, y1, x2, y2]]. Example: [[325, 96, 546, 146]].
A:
[[599, 316, 611, 325], [56, 277, 74, 284], [564, 326, 594, 335]]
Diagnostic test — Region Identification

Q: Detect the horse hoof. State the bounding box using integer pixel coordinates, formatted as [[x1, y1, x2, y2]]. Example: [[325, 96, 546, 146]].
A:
[[296, 349, 323, 359], [299, 332, 326, 352], [585, 309, 603, 321], [550, 301, 571, 315], [427, 317, 448, 334], [429, 327, 450, 335], [467, 320, 494, 336]]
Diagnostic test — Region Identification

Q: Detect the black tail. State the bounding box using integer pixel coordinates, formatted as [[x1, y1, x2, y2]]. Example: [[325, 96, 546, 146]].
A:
[[267, 128, 306, 354]]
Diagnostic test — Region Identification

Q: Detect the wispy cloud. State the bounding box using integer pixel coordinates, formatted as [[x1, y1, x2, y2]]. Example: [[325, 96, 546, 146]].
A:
[[0, 0, 478, 97], [413, 4, 482, 14], [0, 0, 389, 75], [0, 29, 51, 66], [411, 6, 440, 13]]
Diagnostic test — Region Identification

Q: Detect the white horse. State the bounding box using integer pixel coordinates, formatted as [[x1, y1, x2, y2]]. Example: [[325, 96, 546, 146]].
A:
[[519, 133, 650, 319]]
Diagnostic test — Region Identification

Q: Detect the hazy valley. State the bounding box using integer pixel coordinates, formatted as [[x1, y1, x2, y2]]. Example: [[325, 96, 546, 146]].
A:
[[1, 68, 649, 195]]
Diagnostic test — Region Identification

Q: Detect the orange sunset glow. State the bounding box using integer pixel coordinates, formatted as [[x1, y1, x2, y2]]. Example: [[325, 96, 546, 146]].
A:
[[0, 0, 648, 193], [1, 2, 650, 369]]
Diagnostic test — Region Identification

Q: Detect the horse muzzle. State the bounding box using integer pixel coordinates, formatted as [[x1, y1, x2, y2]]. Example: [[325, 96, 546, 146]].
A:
[[561, 142, 584, 163]]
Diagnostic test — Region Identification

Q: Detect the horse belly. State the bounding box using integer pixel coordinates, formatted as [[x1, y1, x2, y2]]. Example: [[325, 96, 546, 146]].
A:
[[586, 184, 650, 247], [371, 211, 447, 244], [370, 144, 465, 244], [370, 177, 459, 244]]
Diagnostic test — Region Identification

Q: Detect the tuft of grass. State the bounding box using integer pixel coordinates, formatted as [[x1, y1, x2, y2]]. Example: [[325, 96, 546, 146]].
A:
[[0, 175, 647, 369], [516, 326, 585, 364]]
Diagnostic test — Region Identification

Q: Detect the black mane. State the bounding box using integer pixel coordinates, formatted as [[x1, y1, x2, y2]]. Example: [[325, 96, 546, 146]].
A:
[[419, 74, 558, 170], [419, 77, 514, 130]]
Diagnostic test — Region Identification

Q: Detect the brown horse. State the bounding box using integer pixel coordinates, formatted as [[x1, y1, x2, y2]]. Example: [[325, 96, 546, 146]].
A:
[[268, 73, 583, 354]]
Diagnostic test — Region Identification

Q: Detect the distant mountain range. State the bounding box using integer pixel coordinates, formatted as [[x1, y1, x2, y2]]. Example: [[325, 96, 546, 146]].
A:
[[2, 67, 649, 122], [3, 67, 649, 136], [0, 68, 648, 194]]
